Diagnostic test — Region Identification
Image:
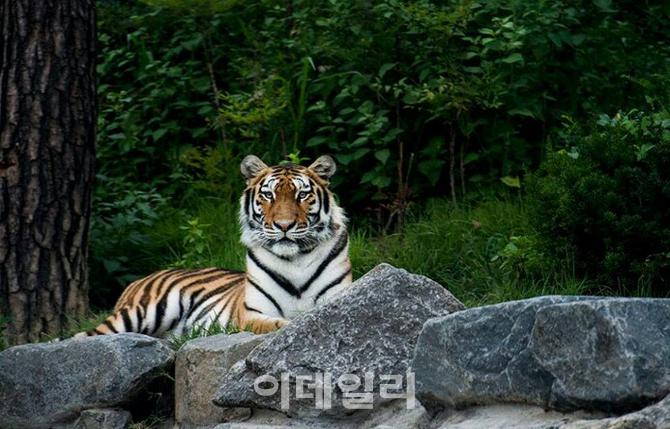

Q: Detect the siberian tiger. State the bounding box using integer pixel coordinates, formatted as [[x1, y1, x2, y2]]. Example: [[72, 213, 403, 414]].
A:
[[78, 155, 352, 337]]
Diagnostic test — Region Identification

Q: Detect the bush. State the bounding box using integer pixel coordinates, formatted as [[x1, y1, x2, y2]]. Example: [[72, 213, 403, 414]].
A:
[[527, 108, 670, 294], [89, 184, 169, 307]]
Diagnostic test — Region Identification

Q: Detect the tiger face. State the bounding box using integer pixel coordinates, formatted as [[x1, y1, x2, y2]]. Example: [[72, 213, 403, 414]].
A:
[[239, 155, 345, 258]]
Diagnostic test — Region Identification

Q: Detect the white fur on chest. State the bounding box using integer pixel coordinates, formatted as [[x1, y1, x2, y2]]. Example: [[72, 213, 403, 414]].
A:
[[245, 232, 350, 318]]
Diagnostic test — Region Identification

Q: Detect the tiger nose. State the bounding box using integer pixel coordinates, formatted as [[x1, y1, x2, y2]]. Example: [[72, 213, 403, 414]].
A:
[[273, 220, 295, 232]]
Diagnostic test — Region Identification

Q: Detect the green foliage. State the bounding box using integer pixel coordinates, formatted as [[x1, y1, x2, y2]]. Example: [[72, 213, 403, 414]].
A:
[[171, 218, 212, 268], [90, 194, 588, 311], [527, 108, 670, 295], [89, 186, 168, 307], [351, 196, 590, 306], [153, 200, 246, 271], [91, 197, 244, 308], [87, 0, 670, 310], [97, 0, 670, 207]]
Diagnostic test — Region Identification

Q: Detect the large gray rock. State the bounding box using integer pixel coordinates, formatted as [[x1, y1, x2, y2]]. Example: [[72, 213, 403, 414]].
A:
[[210, 402, 603, 429], [413, 297, 670, 413], [0, 333, 174, 429], [72, 408, 132, 429], [434, 404, 603, 429], [564, 394, 670, 429], [213, 263, 464, 417], [212, 400, 430, 429], [532, 299, 670, 411], [175, 332, 269, 427]]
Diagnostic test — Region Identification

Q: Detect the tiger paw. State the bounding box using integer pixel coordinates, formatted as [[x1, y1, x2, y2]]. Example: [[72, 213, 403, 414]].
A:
[[245, 317, 289, 334]]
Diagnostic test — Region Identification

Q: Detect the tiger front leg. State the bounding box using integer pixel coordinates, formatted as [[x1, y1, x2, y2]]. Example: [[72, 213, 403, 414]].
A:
[[242, 314, 289, 334]]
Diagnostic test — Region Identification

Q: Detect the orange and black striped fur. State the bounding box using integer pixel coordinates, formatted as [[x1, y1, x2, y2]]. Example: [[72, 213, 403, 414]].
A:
[[77, 155, 352, 337]]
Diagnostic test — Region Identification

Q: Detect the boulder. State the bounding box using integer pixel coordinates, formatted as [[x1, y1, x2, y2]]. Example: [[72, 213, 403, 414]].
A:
[[212, 400, 430, 428], [434, 404, 603, 429], [210, 402, 603, 429], [175, 332, 269, 427], [413, 297, 670, 413], [72, 408, 132, 429], [213, 263, 465, 417], [0, 333, 174, 428], [563, 394, 670, 429]]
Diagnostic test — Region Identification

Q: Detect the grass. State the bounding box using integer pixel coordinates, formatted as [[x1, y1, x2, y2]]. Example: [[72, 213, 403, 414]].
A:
[[59, 311, 111, 338], [146, 197, 246, 271], [167, 321, 243, 351], [349, 197, 591, 307]]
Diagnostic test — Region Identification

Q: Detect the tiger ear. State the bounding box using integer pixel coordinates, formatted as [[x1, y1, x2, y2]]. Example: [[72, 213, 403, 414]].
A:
[[240, 155, 269, 180], [308, 155, 336, 181]]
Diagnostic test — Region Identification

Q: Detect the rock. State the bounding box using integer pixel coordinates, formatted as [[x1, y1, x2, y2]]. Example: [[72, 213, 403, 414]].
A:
[[413, 296, 593, 410], [175, 332, 269, 427], [0, 333, 174, 429], [531, 299, 670, 411], [72, 408, 132, 429], [413, 297, 670, 413], [562, 392, 670, 429], [214, 423, 320, 429], [213, 263, 464, 417], [210, 401, 602, 429], [433, 404, 603, 429], [358, 399, 431, 429], [212, 408, 332, 429], [212, 400, 430, 429]]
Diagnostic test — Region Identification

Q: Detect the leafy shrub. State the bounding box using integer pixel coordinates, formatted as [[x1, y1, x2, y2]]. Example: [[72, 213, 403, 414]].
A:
[[171, 218, 213, 268], [527, 108, 670, 294], [89, 184, 169, 307]]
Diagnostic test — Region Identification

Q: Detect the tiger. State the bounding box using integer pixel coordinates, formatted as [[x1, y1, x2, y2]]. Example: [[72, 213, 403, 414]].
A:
[[77, 155, 352, 337]]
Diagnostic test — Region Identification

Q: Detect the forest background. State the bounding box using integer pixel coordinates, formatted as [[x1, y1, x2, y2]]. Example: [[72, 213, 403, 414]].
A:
[[77, 0, 670, 322]]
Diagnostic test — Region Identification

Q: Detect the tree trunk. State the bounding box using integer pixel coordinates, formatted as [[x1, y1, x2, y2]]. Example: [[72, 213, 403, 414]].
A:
[[0, 0, 96, 345]]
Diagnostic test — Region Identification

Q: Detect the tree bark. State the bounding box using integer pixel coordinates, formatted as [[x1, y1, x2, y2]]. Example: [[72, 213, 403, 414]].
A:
[[0, 0, 96, 345]]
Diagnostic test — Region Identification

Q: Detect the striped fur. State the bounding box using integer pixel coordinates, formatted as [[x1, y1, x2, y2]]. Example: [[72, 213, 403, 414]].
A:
[[78, 155, 352, 337]]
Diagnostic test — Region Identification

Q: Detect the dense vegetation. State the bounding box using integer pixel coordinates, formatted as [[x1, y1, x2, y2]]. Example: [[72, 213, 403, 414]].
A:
[[88, 0, 670, 312], [528, 109, 670, 295]]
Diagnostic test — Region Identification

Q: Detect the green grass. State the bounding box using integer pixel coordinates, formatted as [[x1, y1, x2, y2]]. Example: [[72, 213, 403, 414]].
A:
[[350, 197, 591, 307], [144, 197, 246, 271], [41, 311, 110, 343], [167, 321, 243, 351]]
